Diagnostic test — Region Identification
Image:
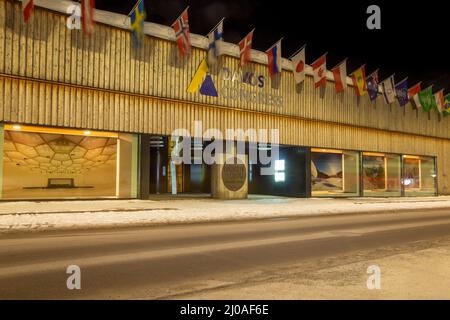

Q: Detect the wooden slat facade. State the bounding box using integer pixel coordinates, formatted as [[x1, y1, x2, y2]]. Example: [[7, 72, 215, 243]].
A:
[[1, 0, 450, 194]]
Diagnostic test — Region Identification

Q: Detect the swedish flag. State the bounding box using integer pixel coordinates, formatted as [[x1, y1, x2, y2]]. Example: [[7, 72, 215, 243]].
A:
[[129, 0, 146, 47]]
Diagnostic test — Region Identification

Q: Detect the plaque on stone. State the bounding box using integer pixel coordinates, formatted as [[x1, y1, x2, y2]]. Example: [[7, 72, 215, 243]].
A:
[[221, 157, 247, 192]]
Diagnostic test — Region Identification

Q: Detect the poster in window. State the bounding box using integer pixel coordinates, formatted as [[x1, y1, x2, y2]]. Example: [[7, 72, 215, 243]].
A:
[[363, 156, 386, 190], [311, 153, 343, 191]]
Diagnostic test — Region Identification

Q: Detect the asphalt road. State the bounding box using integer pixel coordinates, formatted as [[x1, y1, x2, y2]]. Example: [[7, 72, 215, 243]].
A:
[[1, 209, 450, 299]]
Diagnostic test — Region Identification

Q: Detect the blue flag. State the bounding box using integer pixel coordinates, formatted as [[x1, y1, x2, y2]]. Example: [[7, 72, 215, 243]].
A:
[[366, 70, 379, 101], [395, 78, 409, 107], [130, 0, 146, 47]]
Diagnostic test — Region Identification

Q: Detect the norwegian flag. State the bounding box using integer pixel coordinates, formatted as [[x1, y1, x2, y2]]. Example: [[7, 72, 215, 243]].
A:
[[81, 0, 95, 35], [22, 0, 34, 23], [172, 7, 191, 57], [239, 29, 254, 66], [312, 54, 327, 88]]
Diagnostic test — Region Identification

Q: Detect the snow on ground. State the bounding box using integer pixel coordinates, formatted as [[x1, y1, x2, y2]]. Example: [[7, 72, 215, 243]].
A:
[[1, 196, 450, 233]]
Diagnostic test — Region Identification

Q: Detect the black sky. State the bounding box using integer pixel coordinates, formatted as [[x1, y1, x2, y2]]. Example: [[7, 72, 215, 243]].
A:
[[95, 0, 449, 92]]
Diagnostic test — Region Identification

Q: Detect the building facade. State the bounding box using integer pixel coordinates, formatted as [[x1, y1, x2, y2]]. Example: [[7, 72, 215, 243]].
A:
[[0, 0, 446, 200]]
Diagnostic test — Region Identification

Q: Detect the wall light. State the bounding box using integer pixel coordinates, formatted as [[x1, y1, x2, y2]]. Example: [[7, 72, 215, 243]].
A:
[[12, 125, 22, 130], [83, 131, 92, 135]]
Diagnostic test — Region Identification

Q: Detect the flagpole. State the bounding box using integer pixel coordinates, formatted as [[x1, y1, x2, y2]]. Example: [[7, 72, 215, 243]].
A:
[[311, 52, 327, 65], [207, 17, 226, 36], [239, 28, 255, 43], [367, 68, 379, 78], [382, 73, 395, 82], [266, 37, 284, 51], [127, 0, 142, 17], [331, 58, 348, 70], [174, 5, 189, 23], [349, 64, 366, 75], [397, 77, 408, 85], [288, 44, 306, 60]]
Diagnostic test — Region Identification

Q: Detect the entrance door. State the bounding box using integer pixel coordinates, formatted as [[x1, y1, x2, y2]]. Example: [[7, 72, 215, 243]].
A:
[[149, 136, 168, 194]]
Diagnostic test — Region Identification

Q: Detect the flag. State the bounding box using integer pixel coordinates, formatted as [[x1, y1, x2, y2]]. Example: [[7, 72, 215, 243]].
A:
[[129, 0, 146, 47], [408, 82, 422, 109], [443, 94, 450, 117], [290, 46, 306, 85], [239, 29, 254, 66], [172, 7, 191, 57], [81, 0, 95, 35], [207, 19, 224, 65], [380, 76, 396, 104], [351, 65, 367, 96], [395, 78, 409, 107], [434, 90, 445, 113], [331, 59, 347, 93], [312, 54, 327, 88], [418, 86, 437, 112], [266, 40, 282, 77], [22, 0, 34, 23], [366, 70, 379, 101]]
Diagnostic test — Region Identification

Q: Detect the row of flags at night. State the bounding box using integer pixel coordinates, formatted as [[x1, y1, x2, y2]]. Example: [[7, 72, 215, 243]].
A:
[[20, 1, 450, 116]]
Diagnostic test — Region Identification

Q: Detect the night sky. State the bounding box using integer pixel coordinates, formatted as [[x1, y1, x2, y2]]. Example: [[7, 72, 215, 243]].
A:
[[94, 0, 449, 92]]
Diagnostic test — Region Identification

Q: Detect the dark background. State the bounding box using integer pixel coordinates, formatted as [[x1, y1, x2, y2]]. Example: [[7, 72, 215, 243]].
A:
[[94, 0, 449, 92]]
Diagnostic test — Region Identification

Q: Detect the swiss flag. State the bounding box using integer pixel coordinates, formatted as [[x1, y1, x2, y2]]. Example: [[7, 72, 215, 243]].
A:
[[312, 54, 327, 88], [331, 60, 347, 93], [239, 29, 254, 66], [22, 0, 34, 23]]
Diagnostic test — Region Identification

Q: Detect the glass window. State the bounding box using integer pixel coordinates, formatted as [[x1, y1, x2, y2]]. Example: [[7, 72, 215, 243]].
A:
[[362, 152, 401, 196], [403, 155, 437, 196], [311, 148, 360, 197], [2, 126, 119, 199]]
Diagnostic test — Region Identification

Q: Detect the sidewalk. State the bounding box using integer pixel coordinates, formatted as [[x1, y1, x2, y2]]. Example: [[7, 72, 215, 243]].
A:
[[1, 196, 450, 234]]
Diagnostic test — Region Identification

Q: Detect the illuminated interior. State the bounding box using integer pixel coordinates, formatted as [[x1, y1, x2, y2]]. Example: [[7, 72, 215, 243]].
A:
[[362, 152, 401, 197], [311, 148, 360, 197], [1, 125, 136, 200], [403, 155, 436, 196]]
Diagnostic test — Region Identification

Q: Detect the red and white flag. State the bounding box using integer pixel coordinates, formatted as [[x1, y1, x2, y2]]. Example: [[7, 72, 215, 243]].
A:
[[172, 7, 191, 57], [331, 59, 347, 93], [290, 46, 306, 85], [22, 0, 34, 23], [408, 82, 422, 109], [312, 54, 327, 88], [239, 29, 254, 66], [81, 0, 95, 35]]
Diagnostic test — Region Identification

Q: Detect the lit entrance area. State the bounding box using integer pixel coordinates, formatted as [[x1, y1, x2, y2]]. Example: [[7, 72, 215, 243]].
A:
[[248, 144, 309, 197], [0, 124, 138, 200], [402, 155, 437, 196], [362, 152, 401, 197], [311, 148, 360, 197], [144, 135, 211, 197]]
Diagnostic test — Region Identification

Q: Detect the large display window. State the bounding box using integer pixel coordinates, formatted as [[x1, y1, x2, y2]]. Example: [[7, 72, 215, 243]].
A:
[[403, 155, 437, 196], [362, 152, 401, 196], [311, 148, 360, 197], [1, 125, 138, 200]]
